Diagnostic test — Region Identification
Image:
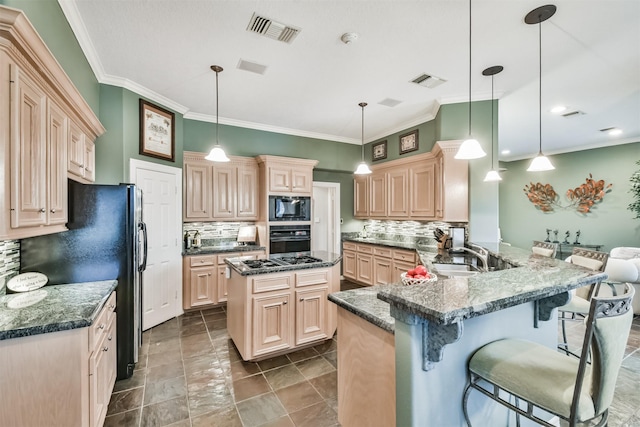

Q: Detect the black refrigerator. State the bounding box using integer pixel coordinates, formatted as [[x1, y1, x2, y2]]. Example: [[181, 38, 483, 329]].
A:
[[20, 180, 147, 380]]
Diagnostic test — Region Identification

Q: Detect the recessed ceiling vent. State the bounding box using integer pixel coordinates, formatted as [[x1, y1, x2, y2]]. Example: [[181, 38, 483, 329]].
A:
[[411, 73, 447, 89], [247, 13, 301, 44], [561, 110, 585, 118], [379, 98, 403, 108], [237, 59, 268, 75]]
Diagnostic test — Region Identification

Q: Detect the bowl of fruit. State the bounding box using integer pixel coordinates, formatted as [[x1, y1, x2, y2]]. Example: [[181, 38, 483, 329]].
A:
[[400, 265, 437, 285]]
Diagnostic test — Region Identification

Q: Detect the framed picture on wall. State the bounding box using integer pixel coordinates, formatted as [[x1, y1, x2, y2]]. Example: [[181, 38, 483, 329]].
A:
[[139, 99, 175, 162], [372, 140, 388, 161], [399, 130, 419, 155]]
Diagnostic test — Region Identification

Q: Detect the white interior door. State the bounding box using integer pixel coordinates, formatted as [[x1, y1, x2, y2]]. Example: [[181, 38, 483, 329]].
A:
[[130, 159, 182, 330], [312, 182, 341, 254]]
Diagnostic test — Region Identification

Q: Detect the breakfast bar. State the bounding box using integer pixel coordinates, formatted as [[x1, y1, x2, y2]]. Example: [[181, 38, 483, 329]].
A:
[[329, 243, 608, 427]]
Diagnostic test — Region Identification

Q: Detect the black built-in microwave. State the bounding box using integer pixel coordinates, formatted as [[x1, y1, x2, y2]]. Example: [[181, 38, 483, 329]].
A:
[[268, 195, 311, 221]]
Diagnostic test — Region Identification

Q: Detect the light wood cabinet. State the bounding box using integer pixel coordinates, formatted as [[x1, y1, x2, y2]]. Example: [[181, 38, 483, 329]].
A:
[[356, 253, 374, 285], [256, 155, 318, 196], [227, 264, 339, 361], [352, 141, 468, 221], [342, 241, 417, 286], [373, 256, 393, 285], [183, 152, 259, 222], [183, 250, 265, 309], [0, 8, 105, 240], [67, 120, 96, 183], [0, 291, 116, 427], [342, 249, 357, 281]]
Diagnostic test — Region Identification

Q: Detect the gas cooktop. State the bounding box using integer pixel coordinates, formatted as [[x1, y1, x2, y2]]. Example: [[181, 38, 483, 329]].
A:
[[243, 259, 283, 269], [241, 255, 324, 269], [277, 255, 323, 265]]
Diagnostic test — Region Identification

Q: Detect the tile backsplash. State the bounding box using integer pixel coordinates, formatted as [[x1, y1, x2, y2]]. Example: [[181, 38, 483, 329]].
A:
[[183, 222, 256, 240], [0, 239, 20, 291], [353, 220, 467, 247]]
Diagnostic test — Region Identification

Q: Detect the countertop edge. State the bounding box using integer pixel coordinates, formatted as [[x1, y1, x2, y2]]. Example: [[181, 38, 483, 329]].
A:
[[328, 292, 395, 334]]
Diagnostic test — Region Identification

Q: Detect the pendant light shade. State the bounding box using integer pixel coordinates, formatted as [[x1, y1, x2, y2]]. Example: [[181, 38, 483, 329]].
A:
[[525, 5, 556, 172], [482, 65, 503, 182], [455, 0, 486, 160], [205, 65, 230, 163], [354, 102, 372, 175]]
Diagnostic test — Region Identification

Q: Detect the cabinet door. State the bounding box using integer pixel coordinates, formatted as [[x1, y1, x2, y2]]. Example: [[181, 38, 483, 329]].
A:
[[356, 253, 374, 286], [342, 250, 357, 281], [387, 169, 408, 218], [47, 101, 68, 225], [67, 120, 86, 178], [184, 163, 212, 220], [269, 167, 291, 193], [373, 257, 393, 285], [217, 265, 229, 303], [84, 139, 95, 182], [213, 164, 235, 218], [353, 176, 369, 217], [369, 173, 386, 217], [10, 65, 47, 228], [392, 260, 415, 280], [189, 266, 216, 307], [252, 292, 293, 357], [409, 160, 437, 218], [295, 286, 329, 345], [89, 338, 108, 427], [291, 168, 312, 193], [237, 164, 258, 219]]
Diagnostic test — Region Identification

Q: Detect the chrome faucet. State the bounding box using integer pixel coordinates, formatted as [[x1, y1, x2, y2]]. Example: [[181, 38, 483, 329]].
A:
[[450, 246, 489, 272]]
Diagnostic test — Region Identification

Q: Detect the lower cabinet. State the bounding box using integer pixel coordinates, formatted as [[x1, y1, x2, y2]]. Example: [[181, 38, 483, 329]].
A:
[[228, 264, 339, 361], [183, 251, 265, 310], [0, 291, 116, 427], [342, 241, 417, 286]]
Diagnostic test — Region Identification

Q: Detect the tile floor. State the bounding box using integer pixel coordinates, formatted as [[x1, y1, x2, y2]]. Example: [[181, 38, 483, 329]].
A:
[[105, 281, 640, 427]]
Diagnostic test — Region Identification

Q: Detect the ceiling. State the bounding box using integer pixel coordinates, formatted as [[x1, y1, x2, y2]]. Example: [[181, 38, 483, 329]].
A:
[[59, 0, 640, 161]]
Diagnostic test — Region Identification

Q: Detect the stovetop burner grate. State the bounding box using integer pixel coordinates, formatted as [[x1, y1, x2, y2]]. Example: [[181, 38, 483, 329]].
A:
[[278, 255, 323, 265]]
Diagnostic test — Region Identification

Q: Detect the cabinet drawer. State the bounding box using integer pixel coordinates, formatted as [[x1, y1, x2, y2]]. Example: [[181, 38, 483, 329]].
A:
[[356, 244, 374, 254], [373, 246, 393, 258], [252, 274, 292, 294], [393, 249, 415, 263], [190, 255, 216, 267], [217, 253, 240, 265], [296, 269, 329, 287], [90, 292, 116, 350], [343, 242, 357, 251]]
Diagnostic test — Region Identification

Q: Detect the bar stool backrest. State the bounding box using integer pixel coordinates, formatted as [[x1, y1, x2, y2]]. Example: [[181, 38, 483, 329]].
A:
[[570, 247, 609, 272], [532, 241, 558, 258]]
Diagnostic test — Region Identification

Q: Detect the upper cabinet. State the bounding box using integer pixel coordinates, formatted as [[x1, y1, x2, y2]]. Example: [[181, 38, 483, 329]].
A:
[[0, 7, 105, 240], [183, 151, 259, 222], [256, 156, 318, 196], [353, 141, 468, 222]]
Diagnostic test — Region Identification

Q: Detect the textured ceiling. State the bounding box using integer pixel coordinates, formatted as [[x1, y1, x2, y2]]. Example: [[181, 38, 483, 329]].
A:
[[60, 0, 640, 160]]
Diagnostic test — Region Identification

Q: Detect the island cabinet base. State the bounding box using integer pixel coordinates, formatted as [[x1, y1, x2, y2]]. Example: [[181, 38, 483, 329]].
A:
[[227, 264, 339, 361], [337, 307, 396, 427]]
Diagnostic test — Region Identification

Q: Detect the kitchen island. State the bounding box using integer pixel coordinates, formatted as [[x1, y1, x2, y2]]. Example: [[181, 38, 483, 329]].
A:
[[329, 242, 607, 427], [225, 251, 342, 361]]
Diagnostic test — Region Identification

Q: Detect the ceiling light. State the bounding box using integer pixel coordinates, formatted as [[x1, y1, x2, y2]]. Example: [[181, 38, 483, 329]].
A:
[[501, 149, 511, 155], [205, 65, 230, 163], [550, 105, 567, 114], [602, 127, 623, 136], [455, 0, 486, 160], [525, 5, 556, 172], [354, 102, 372, 175], [341, 32, 359, 44], [482, 65, 503, 182]]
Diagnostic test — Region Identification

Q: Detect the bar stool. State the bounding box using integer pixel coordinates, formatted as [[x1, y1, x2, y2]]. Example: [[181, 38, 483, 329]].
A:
[[558, 248, 609, 356], [532, 240, 558, 258], [462, 283, 634, 427]]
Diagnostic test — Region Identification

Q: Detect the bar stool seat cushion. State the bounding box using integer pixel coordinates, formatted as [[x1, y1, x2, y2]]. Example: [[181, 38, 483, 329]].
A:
[[469, 338, 595, 421], [559, 295, 591, 315]]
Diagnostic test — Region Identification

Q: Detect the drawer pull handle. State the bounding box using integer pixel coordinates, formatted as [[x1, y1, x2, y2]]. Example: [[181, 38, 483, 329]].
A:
[[300, 298, 304, 302], [108, 336, 113, 341], [283, 301, 287, 305], [103, 346, 109, 352], [39, 208, 46, 213], [50, 209, 56, 213], [99, 324, 105, 330]]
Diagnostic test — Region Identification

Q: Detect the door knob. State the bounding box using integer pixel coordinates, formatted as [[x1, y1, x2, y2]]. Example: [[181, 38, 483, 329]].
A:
[[50, 209, 56, 213]]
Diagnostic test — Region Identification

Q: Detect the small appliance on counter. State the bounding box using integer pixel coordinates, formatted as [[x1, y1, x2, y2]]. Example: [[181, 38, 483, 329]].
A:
[[237, 225, 257, 245]]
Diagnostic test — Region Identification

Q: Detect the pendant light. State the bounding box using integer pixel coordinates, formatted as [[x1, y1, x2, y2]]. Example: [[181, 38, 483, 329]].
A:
[[354, 102, 372, 175], [525, 5, 556, 172], [205, 65, 230, 162], [483, 65, 503, 182], [455, 0, 486, 160]]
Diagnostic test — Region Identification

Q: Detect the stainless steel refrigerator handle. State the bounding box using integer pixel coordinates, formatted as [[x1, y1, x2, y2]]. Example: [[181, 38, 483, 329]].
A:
[[139, 222, 148, 272]]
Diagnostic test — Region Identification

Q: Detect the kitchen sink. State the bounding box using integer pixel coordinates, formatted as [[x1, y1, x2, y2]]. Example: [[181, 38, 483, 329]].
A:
[[431, 263, 479, 278]]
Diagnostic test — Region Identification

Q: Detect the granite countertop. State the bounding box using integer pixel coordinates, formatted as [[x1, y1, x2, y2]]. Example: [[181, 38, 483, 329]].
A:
[[0, 280, 117, 340], [331, 239, 607, 329], [183, 243, 266, 256], [226, 251, 342, 276], [328, 286, 395, 334]]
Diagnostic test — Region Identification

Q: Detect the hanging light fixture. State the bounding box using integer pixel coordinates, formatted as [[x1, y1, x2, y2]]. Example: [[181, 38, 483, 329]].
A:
[[205, 65, 230, 162], [354, 102, 372, 175], [483, 65, 504, 182], [455, 0, 486, 160], [525, 5, 556, 172]]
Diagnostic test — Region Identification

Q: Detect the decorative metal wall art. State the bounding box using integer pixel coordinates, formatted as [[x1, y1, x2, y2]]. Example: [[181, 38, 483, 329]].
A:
[[524, 174, 612, 213]]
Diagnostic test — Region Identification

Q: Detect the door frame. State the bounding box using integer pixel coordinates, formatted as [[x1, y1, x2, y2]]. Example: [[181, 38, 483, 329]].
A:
[[129, 158, 184, 318], [312, 181, 341, 255]]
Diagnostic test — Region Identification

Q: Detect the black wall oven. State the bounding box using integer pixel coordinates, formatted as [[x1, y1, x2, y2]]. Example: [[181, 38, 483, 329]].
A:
[[269, 225, 311, 254], [269, 195, 310, 222]]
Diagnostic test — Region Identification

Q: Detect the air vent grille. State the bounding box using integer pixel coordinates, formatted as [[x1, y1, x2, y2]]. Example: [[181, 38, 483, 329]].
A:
[[247, 13, 301, 44], [237, 59, 268, 75], [411, 73, 446, 89], [379, 98, 402, 108], [561, 110, 585, 118]]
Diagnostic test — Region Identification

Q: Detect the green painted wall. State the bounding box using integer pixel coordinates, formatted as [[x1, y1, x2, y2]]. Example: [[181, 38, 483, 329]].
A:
[[499, 142, 640, 252], [363, 119, 437, 165], [2, 0, 100, 115]]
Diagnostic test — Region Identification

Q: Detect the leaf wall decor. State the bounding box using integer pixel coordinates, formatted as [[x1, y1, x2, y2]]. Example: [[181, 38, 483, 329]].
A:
[[523, 174, 612, 213]]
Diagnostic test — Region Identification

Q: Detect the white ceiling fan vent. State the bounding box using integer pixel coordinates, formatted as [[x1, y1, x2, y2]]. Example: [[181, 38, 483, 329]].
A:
[[411, 73, 447, 89], [247, 13, 301, 44], [561, 110, 585, 118]]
